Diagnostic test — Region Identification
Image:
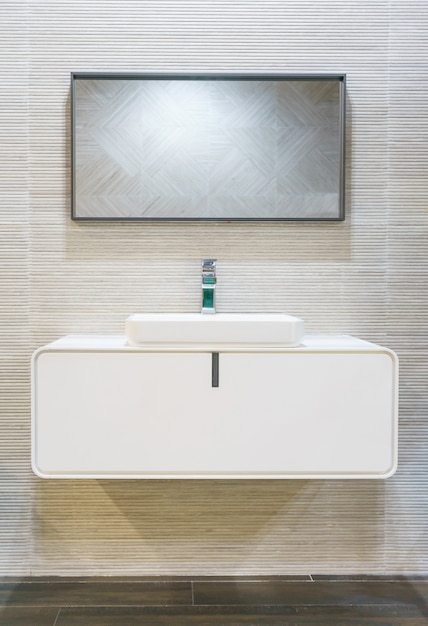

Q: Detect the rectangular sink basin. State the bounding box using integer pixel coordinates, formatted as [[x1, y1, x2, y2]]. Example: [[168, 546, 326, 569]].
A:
[[126, 313, 304, 347]]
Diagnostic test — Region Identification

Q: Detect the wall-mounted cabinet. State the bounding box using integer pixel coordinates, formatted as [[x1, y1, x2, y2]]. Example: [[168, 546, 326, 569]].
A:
[[32, 335, 397, 479]]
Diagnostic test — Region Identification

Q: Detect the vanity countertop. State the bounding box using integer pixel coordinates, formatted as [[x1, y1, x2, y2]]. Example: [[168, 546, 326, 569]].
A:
[[35, 334, 395, 354]]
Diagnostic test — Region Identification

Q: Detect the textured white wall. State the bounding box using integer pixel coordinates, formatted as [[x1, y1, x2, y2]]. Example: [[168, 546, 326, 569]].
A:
[[0, 0, 427, 575]]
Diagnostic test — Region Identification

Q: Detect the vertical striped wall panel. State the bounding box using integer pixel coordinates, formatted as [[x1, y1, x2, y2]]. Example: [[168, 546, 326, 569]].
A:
[[0, 1, 31, 574], [0, 0, 426, 575], [385, 0, 428, 573]]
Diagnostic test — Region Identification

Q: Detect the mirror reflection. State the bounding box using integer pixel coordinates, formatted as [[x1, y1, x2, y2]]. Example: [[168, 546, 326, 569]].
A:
[[71, 73, 345, 221]]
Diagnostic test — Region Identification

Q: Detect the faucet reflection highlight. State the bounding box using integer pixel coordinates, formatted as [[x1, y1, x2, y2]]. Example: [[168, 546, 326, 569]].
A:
[[201, 259, 216, 314]]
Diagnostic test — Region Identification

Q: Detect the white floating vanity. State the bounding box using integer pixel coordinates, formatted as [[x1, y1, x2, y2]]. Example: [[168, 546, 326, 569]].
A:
[[31, 333, 398, 480]]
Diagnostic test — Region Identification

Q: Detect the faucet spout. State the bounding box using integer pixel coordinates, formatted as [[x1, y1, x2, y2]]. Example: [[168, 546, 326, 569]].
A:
[[201, 259, 216, 314]]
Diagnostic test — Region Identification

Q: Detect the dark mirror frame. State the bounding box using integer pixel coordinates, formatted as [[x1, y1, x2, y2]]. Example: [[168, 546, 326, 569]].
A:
[[71, 72, 346, 222]]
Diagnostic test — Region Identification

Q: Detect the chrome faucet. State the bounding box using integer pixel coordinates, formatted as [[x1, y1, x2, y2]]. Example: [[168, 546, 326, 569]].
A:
[[201, 259, 216, 314]]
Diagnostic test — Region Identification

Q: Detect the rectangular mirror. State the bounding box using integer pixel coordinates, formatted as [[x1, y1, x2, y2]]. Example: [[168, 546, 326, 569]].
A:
[[71, 73, 346, 221]]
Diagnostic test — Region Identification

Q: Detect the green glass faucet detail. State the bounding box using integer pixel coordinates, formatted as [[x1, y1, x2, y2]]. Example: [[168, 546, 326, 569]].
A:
[[202, 259, 216, 314]]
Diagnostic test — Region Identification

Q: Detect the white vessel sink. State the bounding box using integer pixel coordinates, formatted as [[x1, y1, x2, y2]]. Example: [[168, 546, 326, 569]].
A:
[[125, 313, 304, 347]]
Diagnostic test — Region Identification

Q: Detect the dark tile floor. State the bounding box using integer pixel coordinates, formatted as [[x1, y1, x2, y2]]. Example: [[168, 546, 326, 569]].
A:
[[0, 576, 427, 625]]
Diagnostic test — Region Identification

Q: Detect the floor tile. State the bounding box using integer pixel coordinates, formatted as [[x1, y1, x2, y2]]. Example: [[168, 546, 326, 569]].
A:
[[192, 580, 428, 610], [54, 605, 428, 626], [0, 575, 311, 583], [0, 581, 192, 607], [190, 575, 312, 582], [312, 574, 428, 582], [0, 606, 59, 626]]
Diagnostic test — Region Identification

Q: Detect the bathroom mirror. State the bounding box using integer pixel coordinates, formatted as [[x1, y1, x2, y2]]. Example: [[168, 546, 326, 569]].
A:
[[71, 73, 346, 221]]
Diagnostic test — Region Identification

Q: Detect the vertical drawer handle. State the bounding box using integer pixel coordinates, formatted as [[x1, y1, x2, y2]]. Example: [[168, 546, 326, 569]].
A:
[[212, 352, 219, 387]]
